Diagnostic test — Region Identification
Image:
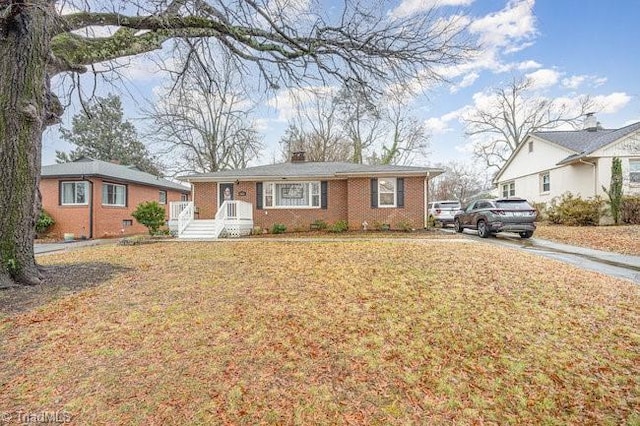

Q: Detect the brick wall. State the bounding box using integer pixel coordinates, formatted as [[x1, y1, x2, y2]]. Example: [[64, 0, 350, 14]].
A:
[[192, 176, 426, 232], [41, 177, 189, 239], [347, 177, 425, 230]]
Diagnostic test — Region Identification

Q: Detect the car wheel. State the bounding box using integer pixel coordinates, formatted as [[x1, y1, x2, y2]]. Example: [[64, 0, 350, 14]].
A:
[[454, 219, 463, 233], [519, 231, 533, 239], [477, 220, 490, 238]]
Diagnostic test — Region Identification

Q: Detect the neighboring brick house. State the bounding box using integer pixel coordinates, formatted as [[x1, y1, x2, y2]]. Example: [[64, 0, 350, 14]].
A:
[[179, 153, 443, 233], [41, 157, 190, 239]]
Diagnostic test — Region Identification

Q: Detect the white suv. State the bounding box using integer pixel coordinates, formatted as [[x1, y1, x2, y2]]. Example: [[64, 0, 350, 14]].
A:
[[428, 200, 461, 227]]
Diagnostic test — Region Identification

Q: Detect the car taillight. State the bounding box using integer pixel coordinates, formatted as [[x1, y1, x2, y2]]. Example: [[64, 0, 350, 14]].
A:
[[436, 209, 441, 214]]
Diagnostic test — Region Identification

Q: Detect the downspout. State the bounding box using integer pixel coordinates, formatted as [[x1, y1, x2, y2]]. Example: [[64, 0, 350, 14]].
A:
[[578, 159, 597, 196], [83, 176, 94, 239], [424, 172, 430, 229]]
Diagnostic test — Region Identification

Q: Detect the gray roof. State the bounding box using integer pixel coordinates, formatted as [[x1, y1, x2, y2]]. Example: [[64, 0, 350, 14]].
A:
[[180, 161, 443, 181], [42, 158, 190, 192], [533, 121, 640, 164]]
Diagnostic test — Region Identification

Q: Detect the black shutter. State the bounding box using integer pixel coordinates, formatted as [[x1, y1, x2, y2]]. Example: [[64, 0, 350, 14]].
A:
[[58, 181, 63, 205], [256, 182, 263, 210], [370, 178, 378, 208], [321, 181, 328, 209], [125, 184, 128, 207], [397, 178, 404, 208]]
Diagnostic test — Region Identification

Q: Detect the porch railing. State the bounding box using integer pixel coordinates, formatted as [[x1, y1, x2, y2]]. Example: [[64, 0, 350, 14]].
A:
[[215, 200, 253, 222], [177, 202, 194, 235], [170, 201, 191, 220]]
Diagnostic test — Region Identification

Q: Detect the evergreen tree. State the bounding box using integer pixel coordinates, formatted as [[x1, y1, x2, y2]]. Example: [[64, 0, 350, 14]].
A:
[[57, 94, 162, 175]]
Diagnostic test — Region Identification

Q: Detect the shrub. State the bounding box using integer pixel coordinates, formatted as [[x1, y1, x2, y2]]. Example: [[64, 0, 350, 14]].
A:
[[546, 192, 605, 226], [396, 219, 414, 232], [602, 157, 623, 225], [271, 223, 286, 234], [621, 196, 640, 224], [311, 219, 328, 231], [329, 220, 349, 233], [532, 202, 548, 222], [36, 210, 55, 236], [132, 201, 166, 235]]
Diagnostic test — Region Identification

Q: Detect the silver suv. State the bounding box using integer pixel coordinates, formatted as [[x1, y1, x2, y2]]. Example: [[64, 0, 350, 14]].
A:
[[427, 200, 461, 227]]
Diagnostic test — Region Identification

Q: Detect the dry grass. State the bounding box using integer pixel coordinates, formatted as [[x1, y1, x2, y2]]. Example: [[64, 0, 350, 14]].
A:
[[535, 223, 640, 255], [1, 240, 639, 425]]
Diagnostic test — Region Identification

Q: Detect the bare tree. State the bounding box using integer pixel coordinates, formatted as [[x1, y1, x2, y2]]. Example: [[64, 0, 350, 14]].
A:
[[464, 77, 594, 171], [0, 0, 471, 286], [430, 161, 490, 203], [334, 84, 382, 164], [370, 87, 430, 165], [146, 45, 263, 174], [279, 88, 351, 162]]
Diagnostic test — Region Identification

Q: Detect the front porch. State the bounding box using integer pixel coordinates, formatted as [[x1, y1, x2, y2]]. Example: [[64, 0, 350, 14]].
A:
[[169, 201, 253, 239]]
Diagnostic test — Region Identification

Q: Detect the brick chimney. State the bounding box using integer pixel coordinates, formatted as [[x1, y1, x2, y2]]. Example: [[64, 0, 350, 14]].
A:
[[291, 151, 306, 163]]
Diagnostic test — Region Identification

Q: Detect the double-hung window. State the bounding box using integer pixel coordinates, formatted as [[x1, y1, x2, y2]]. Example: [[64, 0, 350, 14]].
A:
[[378, 178, 397, 208], [159, 190, 167, 204], [630, 159, 640, 184], [540, 172, 550, 193], [102, 183, 126, 207], [61, 181, 88, 205], [263, 182, 320, 208], [502, 182, 515, 198]]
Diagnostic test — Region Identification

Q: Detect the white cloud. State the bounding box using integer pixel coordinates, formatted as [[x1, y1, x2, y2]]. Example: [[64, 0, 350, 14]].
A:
[[390, 0, 474, 19], [450, 72, 479, 93], [424, 108, 467, 134], [593, 92, 631, 114], [516, 60, 542, 70], [561, 75, 587, 90], [525, 68, 560, 89], [469, 0, 537, 49]]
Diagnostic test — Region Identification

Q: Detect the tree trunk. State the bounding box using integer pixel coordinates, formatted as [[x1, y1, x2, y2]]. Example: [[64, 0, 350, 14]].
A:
[[0, 3, 52, 286]]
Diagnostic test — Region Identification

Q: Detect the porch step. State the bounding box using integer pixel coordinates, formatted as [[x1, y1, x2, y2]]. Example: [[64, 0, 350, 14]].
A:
[[179, 220, 224, 239]]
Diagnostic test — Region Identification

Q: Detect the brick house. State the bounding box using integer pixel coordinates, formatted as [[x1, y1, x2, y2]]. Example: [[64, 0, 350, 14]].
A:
[[41, 157, 190, 239], [176, 154, 443, 237]]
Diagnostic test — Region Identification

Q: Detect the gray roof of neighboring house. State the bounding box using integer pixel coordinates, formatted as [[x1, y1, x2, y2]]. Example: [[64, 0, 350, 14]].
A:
[[42, 158, 190, 192], [533, 121, 640, 164], [179, 162, 444, 181]]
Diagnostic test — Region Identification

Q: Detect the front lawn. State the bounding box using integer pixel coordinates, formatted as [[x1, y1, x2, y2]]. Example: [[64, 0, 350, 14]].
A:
[[1, 240, 638, 424], [535, 223, 640, 255]]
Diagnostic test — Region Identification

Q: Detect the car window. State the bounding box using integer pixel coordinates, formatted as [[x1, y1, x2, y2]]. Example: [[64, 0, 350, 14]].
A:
[[440, 202, 460, 208], [496, 200, 533, 210], [475, 201, 491, 209]]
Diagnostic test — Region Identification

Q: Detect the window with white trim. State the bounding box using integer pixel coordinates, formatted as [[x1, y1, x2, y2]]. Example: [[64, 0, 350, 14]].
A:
[[502, 182, 515, 198], [102, 183, 126, 206], [159, 190, 167, 204], [630, 159, 640, 184], [378, 178, 397, 208], [263, 182, 320, 208], [61, 181, 88, 205], [540, 172, 550, 193]]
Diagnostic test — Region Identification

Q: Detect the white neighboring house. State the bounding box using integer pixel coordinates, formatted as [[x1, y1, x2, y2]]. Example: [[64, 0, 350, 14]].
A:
[[493, 115, 640, 207]]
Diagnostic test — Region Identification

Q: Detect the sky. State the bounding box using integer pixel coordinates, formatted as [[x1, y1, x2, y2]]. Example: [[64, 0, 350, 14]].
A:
[[42, 0, 640, 171]]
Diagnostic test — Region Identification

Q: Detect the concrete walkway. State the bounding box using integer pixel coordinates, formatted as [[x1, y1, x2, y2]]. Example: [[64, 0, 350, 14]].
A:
[[34, 239, 112, 255]]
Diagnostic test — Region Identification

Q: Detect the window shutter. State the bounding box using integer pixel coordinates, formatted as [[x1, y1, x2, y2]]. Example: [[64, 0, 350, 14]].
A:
[[256, 182, 263, 210], [58, 181, 62, 205], [397, 178, 404, 208], [370, 178, 378, 208], [321, 181, 328, 209], [125, 185, 128, 207]]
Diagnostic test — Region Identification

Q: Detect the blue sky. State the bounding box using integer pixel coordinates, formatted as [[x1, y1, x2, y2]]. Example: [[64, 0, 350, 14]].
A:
[[43, 0, 640, 169]]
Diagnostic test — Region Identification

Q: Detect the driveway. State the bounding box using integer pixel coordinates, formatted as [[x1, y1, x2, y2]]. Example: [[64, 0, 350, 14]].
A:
[[450, 229, 640, 284]]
